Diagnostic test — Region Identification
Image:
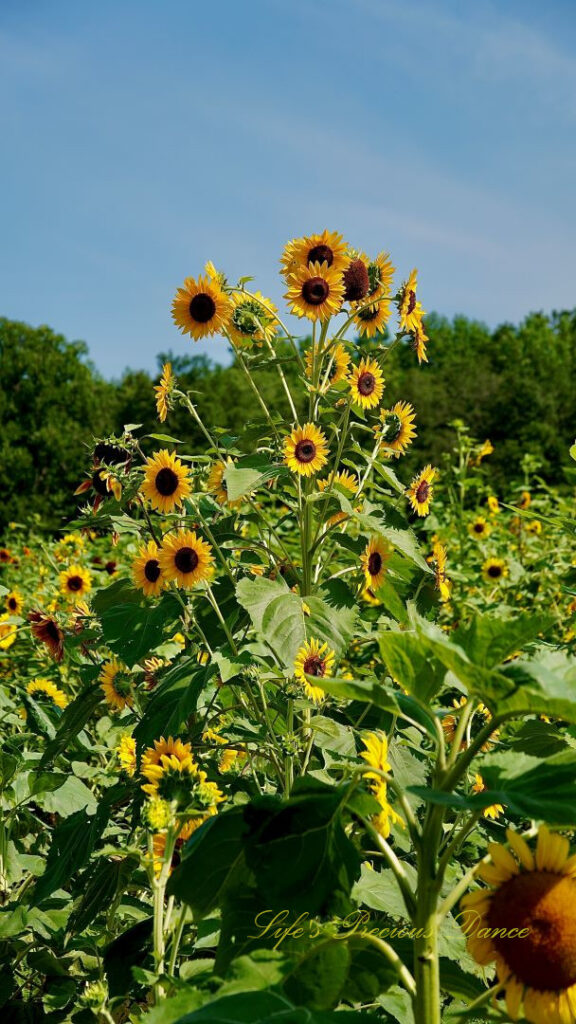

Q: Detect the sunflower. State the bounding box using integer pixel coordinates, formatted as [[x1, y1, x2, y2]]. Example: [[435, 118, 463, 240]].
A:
[[359, 731, 404, 839], [461, 826, 576, 1024], [317, 470, 358, 495], [0, 614, 17, 650], [285, 261, 344, 322], [342, 252, 370, 304], [26, 678, 68, 709], [59, 565, 92, 603], [406, 465, 437, 517], [154, 363, 175, 423], [28, 611, 64, 662], [227, 291, 279, 347], [469, 516, 491, 540], [518, 490, 532, 510], [410, 315, 429, 364], [141, 450, 191, 514], [142, 736, 224, 813], [526, 520, 542, 535], [283, 423, 329, 477], [397, 268, 425, 334], [281, 230, 348, 279], [349, 357, 385, 410], [361, 537, 389, 592], [365, 251, 395, 304], [207, 459, 243, 508], [477, 439, 494, 462], [132, 541, 165, 597], [378, 401, 416, 457], [0, 548, 12, 564], [482, 557, 508, 584], [158, 530, 214, 589], [116, 734, 137, 776], [487, 495, 500, 515], [171, 274, 232, 340], [432, 541, 451, 601], [100, 659, 134, 711], [353, 300, 391, 338], [305, 342, 350, 388], [471, 774, 503, 820], [5, 591, 23, 616], [294, 638, 335, 703]]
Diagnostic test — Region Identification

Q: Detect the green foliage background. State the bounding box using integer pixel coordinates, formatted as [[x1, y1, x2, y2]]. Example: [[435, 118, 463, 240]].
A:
[[2, 308, 575, 535]]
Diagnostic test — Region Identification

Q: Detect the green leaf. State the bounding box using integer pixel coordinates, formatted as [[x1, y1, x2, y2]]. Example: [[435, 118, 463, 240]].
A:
[[476, 651, 576, 722], [40, 775, 97, 816], [452, 612, 554, 669], [379, 631, 446, 702], [315, 676, 439, 739], [68, 855, 138, 934], [262, 593, 305, 666], [40, 679, 101, 767], [168, 807, 250, 917], [104, 917, 153, 998], [34, 809, 103, 903], [224, 457, 283, 501], [134, 659, 208, 749], [99, 592, 180, 668], [236, 575, 289, 633], [141, 990, 377, 1023]]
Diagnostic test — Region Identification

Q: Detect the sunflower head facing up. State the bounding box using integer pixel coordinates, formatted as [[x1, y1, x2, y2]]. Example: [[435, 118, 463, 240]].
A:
[[100, 659, 134, 711], [294, 638, 335, 703], [482, 557, 508, 584], [285, 261, 344, 322], [378, 401, 417, 458], [132, 540, 165, 598], [59, 565, 92, 604], [158, 530, 214, 589], [26, 677, 69, 709], [228, 291, 279, 347], [172, 274, 232, 340], [353, 299, 391, 339], [141, 449, 191, 514], [361, 536, 389, 592], [469, 516, 491, 540], [281, 230, 348, 279], [207, 459, 243, 508], [349, 357, 385, 410], [283, 423, 329, 477], [406, 465, 437, 517], [462, 826, 576, 1024]]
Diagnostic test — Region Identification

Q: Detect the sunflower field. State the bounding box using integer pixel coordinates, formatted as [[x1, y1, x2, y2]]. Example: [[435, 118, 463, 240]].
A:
[[2, 232, 576, 1024]]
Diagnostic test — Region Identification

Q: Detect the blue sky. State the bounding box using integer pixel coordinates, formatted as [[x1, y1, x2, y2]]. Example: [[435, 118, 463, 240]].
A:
[[1, 0, 575, 379]]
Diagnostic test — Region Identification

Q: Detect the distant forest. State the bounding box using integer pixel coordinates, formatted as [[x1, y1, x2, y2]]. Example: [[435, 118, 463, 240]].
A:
[[1, 308, 575, 534]]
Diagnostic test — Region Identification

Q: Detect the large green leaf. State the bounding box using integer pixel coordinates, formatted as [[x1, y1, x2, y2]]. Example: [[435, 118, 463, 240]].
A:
[[99, 592, 180, 668], [223, 457, 284, 501], [39, 678, 101, 767], [236, 576, 289, 632], [134, 659, 209, 749], [452, 611, 554, 669], [473, 651, 576, 722], [168, 807, 250, 917], [379, 631, 446, 702], [142, 990, 377, 1023], [315, 676, 439, 739]]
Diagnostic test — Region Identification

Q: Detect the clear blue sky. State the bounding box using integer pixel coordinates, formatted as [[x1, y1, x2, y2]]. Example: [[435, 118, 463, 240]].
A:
[[1, 0, 575, 379]]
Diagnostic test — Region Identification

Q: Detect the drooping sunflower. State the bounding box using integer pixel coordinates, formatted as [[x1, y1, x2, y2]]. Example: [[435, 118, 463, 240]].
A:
[[359, 731, 404, 839], [432, 541, 451, 602], [141, 450, 191, 514], [361, 537, 389, 592], [471, 774, 503, 820], [469, 516, 491, 540], [482, 557, 508, 584], [283, 423, 329, 477], [281, 230, 348, 279], [285, 261, 344, 322], [158, 530, 214, 589], [100, 658, 134, 711], [171, 274, 232, 340], [132, 541, 166, 598], [5, 591, 23, 615], [116, 734, 137, 776], [397, 268, 425, 334], [305, 342, 350, 388], [410, 315, 429, 364], [207, 459, 243, 508], [406, 465, 437, 517], [349, 357, 385, 410], [59, 565, 92, 603], [365, 251, 395, 304], [28, 611, 64, 662], [26, 678, 68, 710], [353, 299, 391, 338], [294, 638, 335, 703], [0, 614, 17, 650], [461, 826, 576, 1024], [154, 362, 175, 423], [227, 291, 279, 347], [378, 401, 417, 457]]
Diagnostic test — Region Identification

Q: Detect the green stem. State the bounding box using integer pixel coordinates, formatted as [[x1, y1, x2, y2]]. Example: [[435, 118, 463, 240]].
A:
[[167, 904, 188, 977], [284, 698, 294, 797], [413, 802, 444, 1024]]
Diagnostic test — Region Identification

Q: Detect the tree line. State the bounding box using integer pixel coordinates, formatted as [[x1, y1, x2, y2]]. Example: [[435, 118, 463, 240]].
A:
[[1, 308, 575, 534]]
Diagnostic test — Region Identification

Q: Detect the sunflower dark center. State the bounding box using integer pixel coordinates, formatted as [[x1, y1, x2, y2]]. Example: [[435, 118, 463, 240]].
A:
[[343, 259, 369, 302], [406, 289, 417, 315], [155, 467, 179, 496], [295, 440, 317, 463], [474, 523, 484, 534], [416, 480, 430, 504], [144, 559, 161, 583], [487, 871, 576, 991], [302, 277, 330, 306], [487, 564, 502, 579], [175, 547, 199, 574], [67, 575, 83, 592], [358, 372, 376, 396], [46, 620, 61, 642], [303, 655, 325, 677], [8, 598, 17, 611], [308, 244, 333, 266], [368, 552, 383, 576], [189, 293, 216, 323], [382, 413, 402, 441], [93, 442, 125, 465]]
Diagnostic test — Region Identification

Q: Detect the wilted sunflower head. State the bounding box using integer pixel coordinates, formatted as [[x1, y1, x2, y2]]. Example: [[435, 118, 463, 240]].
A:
[[28, 610, 64, 662], [342, 252, 370, 304]]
